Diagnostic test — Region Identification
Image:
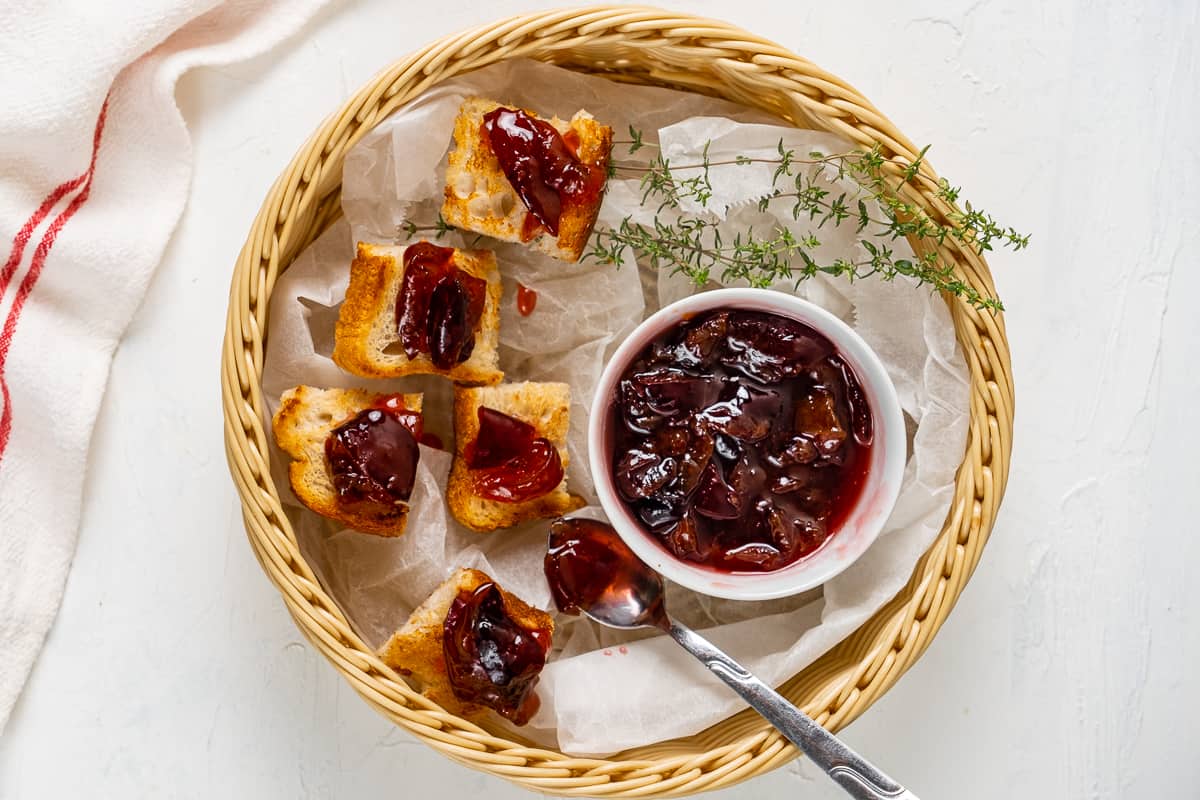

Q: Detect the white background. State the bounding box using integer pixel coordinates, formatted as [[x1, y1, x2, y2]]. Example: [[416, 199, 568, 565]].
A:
[[1, 1, 1197, 797]]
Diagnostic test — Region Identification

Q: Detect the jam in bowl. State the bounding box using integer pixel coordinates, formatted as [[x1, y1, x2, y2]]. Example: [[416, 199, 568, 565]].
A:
[[588, 288, 905, 601]]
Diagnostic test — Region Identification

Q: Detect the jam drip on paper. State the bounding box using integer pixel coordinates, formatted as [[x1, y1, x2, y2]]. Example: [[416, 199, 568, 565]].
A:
[[442, 582, 550, 725], [516, 283, 538, 316], [609, 310, 873, 572]]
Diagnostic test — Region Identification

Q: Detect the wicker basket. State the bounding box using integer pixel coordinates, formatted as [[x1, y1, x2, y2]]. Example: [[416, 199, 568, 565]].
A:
[[221, 6, 1013, 796]]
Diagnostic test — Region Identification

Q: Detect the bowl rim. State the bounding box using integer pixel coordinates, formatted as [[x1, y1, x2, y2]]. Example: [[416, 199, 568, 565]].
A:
[[587, 287, 907, 601]]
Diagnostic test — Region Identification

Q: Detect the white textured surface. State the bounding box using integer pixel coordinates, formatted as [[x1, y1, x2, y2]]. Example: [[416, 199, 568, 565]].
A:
[[1, 0, 1197, 797]]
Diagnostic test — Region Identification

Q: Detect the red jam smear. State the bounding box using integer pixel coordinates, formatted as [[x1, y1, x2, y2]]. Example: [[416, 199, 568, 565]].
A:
[[516, 283, 538, 316], [608, 310, 874, 573], [545, 517, 656, 618], [519, 212, 543, 244], [325, 394, 423, 508], [482, 107, 606, 237], [465, 407, 564, 503], [442, 582, 551, 725], [396, 241, 487, 369]]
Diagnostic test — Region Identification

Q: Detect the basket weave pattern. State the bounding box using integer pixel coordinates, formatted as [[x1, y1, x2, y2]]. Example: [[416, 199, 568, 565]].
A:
[[221, 7, 1013, 795]]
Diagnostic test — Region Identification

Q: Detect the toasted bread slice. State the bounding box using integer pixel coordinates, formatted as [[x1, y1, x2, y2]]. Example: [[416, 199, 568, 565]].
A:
[[448, 381, 585, 532], [378, 568, 553, 723], [441, 97, 612, 263], [332, 241, 503, 385], [272, 385, 424, 537]]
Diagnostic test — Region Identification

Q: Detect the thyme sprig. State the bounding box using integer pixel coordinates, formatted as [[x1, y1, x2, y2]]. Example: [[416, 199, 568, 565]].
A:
[[399, 215, 454, 240], [595, 128, 1026, 311]]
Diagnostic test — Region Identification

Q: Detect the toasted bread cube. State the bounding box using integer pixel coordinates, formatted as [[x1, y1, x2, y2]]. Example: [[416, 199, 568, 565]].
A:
[[441, 97, 612, 263], [448, 382, 585, 532], [378, 568, 553, 723], [333, 241, 503, 385], [272, 385, 423, 536]]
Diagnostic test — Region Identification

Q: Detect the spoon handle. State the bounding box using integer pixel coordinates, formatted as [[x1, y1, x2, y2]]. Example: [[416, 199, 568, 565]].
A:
[[667, 620, 918, 800]]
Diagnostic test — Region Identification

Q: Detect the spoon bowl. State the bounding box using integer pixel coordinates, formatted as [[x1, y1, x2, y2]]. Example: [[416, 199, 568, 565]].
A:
[[545, 517, 666, 630]]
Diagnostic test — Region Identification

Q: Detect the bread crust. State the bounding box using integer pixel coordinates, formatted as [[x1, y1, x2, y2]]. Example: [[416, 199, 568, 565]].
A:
[[272, 385, 424, 536], [448, 382, 585, 532], [333, 242, 503, 385], [377, 568, 553, 722], [441, 97, 612, 263]]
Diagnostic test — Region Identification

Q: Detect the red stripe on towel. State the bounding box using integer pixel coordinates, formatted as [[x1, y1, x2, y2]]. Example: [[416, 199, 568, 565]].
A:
[[0, 96, 110, 465], [0, 175, 88, 300]]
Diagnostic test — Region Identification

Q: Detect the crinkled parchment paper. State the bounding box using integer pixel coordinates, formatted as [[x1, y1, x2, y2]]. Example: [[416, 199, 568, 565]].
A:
[[261, 60, 968, 755]]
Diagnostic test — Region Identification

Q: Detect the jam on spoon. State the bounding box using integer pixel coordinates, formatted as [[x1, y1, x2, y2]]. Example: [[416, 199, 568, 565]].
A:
[[545, 517, 666, 625], [482, 107, 606, 238], [608, 309, 874, 573], [466, 407, 564, 503], [325, 394, 423, 508], [442, 581, 551, 725], [395, 241, 487, 369]]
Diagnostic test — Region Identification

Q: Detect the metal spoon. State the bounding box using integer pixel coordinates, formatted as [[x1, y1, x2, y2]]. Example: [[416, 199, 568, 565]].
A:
[[545, 518, 918, 800]]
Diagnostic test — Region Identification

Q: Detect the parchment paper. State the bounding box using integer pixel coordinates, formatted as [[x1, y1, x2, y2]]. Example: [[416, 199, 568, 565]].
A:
[[261, 59, 968, 755]]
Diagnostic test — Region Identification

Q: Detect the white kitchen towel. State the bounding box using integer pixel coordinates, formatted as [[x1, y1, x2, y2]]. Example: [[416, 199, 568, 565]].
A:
[[0, 0, 330, 733]]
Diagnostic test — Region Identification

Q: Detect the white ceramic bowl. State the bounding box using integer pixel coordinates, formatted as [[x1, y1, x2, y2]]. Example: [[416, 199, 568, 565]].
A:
[[588, 288, 906, 601]]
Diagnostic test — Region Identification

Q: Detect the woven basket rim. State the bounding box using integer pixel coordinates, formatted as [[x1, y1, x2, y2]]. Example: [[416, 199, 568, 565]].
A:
[[220, 6, 1013, 796]]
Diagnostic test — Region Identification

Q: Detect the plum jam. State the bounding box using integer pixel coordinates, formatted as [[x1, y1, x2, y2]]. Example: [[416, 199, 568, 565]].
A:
[[516, 283, 538, 316], [608, 310, 873, 572], [442, 582, 551, 725], [482, 107, 606, 237], [544, 517, 656, 618], [465, 407, 564, 503], [396, 241, 487, 369], [325, 394, 423, 508]]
